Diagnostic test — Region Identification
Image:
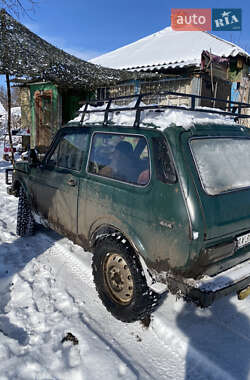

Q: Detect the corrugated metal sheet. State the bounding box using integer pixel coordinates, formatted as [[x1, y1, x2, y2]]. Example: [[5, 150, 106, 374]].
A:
[[127, 59, 201, 72]]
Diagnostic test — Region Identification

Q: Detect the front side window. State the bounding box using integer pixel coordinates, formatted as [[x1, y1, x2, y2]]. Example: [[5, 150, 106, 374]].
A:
[[48, 132, 88, 171], [88, 133, 150, 185], [191, 138, 250, 195]]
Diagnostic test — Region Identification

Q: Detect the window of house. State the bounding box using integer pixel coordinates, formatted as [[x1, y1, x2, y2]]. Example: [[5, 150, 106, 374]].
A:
[[96, 88, 110, 101], [88, 133, 150, 185]]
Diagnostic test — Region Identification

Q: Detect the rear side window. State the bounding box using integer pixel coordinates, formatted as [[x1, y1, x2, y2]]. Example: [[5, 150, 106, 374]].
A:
[[191, 138, 250, 195], [88, 133, 150, 186], [152, 136, 177, 184], [48, 132, 88, 171]]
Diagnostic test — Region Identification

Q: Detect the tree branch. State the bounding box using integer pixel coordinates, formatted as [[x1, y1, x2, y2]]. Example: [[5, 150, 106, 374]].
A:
[[0, 0, 38, 19]]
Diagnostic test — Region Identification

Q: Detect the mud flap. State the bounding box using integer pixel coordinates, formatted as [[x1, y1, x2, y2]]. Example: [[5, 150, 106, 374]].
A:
[[167, 259, 250, 307]]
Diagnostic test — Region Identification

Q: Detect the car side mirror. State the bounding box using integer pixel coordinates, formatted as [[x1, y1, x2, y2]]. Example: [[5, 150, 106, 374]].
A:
[[28, 148, 41, 167]]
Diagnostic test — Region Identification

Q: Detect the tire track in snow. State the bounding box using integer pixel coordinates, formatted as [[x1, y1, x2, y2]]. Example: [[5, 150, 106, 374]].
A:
[[152, 313, 234, 380], [38, 233, 250, 380], [37, 233, 154, 379], [36, 230, 187, 379], [32, 229, 244, 380]]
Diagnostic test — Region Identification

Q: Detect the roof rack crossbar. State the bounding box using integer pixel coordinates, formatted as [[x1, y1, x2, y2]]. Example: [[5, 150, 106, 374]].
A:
[[79, 91, 250, 127], [79, 91, 249, 107], [83, 91, 250, 108]]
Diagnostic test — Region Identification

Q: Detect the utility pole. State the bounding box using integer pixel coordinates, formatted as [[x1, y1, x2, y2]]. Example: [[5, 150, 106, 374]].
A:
[[6, 73, 14, 164]]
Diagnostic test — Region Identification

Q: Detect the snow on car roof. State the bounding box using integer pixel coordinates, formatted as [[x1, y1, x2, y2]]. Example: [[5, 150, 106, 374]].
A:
[[70, 103, 236, 131]]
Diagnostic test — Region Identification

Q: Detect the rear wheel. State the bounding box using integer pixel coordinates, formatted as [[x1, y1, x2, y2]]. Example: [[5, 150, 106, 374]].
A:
[[92, 234, 161, 322], [16, 187, 35, 237]]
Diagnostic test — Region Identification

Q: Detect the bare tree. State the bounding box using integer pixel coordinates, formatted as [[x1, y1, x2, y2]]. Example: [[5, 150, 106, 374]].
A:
[[0, 0, 37, 18], [0, 84, 20, 109], [11, 86, 21, 107]]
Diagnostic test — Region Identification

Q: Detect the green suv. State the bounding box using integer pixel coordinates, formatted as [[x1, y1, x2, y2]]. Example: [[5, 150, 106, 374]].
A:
[[7, 93, 250, 322]]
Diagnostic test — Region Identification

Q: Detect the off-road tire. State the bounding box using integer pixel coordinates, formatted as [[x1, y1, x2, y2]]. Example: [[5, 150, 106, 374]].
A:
[[16, 187, 35, 237], [92, 233, 161, 323]]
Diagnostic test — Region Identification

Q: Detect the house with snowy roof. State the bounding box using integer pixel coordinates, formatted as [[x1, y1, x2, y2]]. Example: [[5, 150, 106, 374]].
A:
[[91, 27, 250, 122]]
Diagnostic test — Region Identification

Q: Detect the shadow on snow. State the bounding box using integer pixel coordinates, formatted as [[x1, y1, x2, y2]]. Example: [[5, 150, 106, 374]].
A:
[[176, 282, 250, 380], [0, 227, 61, 345]]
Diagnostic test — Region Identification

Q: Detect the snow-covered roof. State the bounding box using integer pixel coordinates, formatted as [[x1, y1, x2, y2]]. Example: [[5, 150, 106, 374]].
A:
[[90, 27, 249, 72], [0, 101, 6, 115]]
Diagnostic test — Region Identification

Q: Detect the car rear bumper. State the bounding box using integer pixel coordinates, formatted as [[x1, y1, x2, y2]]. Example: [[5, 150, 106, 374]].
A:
[[167, 259, 250, 307]]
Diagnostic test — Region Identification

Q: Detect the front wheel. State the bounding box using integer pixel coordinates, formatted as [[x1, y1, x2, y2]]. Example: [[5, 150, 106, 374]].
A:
[[16, 187, 35, 237], [92, 234, 161, 323]]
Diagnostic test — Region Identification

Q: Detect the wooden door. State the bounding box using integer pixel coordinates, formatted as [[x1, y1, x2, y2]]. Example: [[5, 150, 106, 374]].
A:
[[35, 90, 53, 152]]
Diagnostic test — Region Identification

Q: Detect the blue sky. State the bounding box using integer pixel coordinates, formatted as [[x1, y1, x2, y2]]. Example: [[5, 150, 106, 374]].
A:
[[15, 0, 250, 60]]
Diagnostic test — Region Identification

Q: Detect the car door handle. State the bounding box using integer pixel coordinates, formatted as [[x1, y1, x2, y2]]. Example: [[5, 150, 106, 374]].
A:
[[67, 178, 76, 187]]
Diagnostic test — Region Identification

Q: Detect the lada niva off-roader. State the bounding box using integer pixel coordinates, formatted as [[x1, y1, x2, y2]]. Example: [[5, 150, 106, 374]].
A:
[[6, 92, 250, 322]]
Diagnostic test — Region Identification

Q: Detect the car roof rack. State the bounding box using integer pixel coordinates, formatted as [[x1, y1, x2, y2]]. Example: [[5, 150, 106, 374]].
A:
[[79, 91, 250, 128]]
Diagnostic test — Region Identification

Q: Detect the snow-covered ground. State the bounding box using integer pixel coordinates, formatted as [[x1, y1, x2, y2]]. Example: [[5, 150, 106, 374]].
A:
[[0, 143, 249, 380]]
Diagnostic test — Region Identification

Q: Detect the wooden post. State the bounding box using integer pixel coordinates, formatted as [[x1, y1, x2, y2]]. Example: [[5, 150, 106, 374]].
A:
[[6, 73, 15, 164]]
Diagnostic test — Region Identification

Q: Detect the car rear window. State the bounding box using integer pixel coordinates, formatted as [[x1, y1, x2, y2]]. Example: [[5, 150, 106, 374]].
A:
[[190, 138, 250, 195]]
